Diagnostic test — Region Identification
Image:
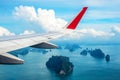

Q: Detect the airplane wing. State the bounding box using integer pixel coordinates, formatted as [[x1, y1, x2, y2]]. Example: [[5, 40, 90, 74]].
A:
[[0, 7, 88, 64]]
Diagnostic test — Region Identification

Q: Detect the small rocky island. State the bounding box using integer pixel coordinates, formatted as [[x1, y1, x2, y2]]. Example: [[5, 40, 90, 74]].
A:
[[80, 48, 110, 62], [80, 48, 88, 56], [89, 49, 105, 59], [46, 56, 74, 76], [80, 48, 105, 59], [105, 54, 110, 62]]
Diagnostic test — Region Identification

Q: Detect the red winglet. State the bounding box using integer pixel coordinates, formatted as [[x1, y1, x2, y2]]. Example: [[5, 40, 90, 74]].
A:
[[66, 7, 88, 30]]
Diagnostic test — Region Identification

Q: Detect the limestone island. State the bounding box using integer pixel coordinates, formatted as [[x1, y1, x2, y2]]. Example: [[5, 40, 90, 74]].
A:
[[46, 56, 74, 76]]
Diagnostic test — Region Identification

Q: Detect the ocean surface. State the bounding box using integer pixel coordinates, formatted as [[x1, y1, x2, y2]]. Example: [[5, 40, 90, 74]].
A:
[[0, 44, 120, 80]]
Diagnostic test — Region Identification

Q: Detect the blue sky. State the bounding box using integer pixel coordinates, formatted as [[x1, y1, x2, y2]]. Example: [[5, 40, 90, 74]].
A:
[[0, 0, 120, 44]]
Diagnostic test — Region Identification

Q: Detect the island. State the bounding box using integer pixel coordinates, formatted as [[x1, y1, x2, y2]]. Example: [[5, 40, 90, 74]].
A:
[[46, 56, 74, 76], [89, 49, 105, 59], [80, 48, 106, 59]]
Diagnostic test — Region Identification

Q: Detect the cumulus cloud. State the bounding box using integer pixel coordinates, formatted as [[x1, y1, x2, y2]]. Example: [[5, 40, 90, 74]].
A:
[[0, 27, 15, 36], [60, 27, 120, 44], [65, 28, 114, 39], [12, 5, 120, 44], [14, 6, 37, 22], [20, 30, 35, 35], [77, 29, 110, 37], [13, 5, 67, 31], [0, 26, 36, 36]]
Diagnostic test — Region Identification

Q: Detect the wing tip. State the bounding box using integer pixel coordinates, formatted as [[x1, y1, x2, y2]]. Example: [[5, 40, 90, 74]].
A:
[[83, 7, 88, 9], [66, 7, 88, 30]]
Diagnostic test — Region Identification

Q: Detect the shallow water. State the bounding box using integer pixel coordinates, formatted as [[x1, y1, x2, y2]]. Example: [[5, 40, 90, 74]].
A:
[[0, 45, 120, 80]]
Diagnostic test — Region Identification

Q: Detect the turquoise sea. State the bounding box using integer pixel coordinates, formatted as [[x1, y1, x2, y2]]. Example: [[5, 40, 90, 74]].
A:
[[0, 44, 120, 80]]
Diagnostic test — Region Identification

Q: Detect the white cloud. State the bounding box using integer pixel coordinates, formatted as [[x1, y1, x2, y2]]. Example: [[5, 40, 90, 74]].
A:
[[85, 0, 106, 7], [82, 0, 120, 19], [65, 28, 114, 39], [111, 26, 120, 34], [12, 5, 120, 44], [0, 27, 15, 36], [84, 0, 120, 7], [78, 29, 113, 37], [14, 5, 37, 22], [13, 5, 67, 31], [20, 30, 35, 35], [0, 26, 35, 36], [61, 27, 120, 44], [86, 10, 120, 19]]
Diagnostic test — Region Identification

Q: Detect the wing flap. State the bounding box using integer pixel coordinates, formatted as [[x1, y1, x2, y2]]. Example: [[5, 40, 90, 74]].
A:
[[31, 42, 58, 49], [0, 53, 24, 64]]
